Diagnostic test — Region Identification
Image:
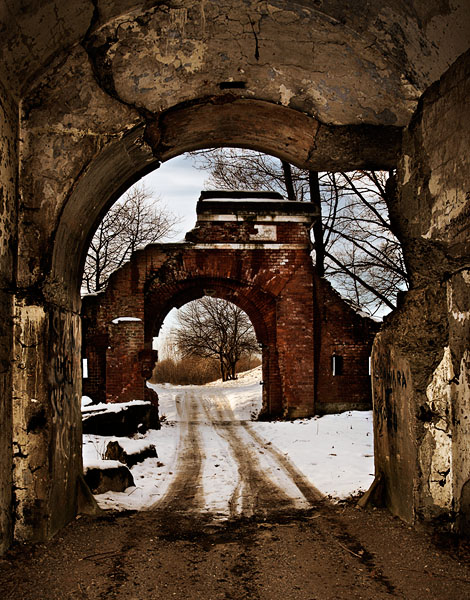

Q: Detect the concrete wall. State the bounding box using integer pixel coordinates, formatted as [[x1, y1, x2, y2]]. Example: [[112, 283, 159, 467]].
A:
[[0, 81, 17, 554], [0, 0, 467, 553], [12, 304, 83, 542], [372, 49, 470, 527]]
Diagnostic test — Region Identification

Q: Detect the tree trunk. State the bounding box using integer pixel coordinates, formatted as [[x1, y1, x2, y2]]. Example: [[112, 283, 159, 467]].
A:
[[309, 170, 325, 277], [281, 161, 296, 200], [228, 360, 237, 380]]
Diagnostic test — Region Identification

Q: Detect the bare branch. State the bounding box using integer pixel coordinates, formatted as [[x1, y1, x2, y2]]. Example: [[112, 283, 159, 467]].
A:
[[173, 298, 258, 381], [82, 183, 181, 293]]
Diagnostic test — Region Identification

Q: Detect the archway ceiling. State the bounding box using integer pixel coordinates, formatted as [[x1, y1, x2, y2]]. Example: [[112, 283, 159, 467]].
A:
[[1, 0, 469, 128]]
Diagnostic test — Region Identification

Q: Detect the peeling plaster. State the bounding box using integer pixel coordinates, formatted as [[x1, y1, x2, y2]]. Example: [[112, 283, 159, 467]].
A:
[[279, 84, 294, 106], [401, 154, 411, 185], [421, 346, 454, 510], [449, 300, 470, 324], [422, 183, 468, 239]]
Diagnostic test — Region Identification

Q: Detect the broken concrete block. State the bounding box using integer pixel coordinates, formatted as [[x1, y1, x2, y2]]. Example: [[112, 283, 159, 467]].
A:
[[104, 440, 158, 467], [82, 401, 160, 436], [84, 462, 135, 494]]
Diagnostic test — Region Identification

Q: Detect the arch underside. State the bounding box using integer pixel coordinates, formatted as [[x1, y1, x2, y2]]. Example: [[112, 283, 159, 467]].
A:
[[146, 277, 272, 346], [16, 0, 467, 310]]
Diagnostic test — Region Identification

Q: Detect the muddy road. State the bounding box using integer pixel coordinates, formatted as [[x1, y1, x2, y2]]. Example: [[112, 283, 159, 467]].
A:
[[2, 390, 470, 599], [153, 390, 323, 521], [2, 499, 470, 599]]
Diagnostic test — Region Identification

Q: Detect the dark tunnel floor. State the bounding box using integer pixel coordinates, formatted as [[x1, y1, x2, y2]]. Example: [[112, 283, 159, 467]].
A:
[[1, 501, 470, 600]]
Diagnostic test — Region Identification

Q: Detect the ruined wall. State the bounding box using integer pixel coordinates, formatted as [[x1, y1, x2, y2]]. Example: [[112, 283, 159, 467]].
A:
[[315, 278, 379, 415], [83, 196, 376, 418], [372, 50, 470, 526], [0, 82, 17, 554], [82, 197, 319, 418], [0, 0, 467, 553], [12, 305, 83, 542]]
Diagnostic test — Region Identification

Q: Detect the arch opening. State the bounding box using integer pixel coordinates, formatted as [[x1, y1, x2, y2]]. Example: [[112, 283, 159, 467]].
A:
[[21, 103, 386, 545], [2, 0, 468, 552], [50, 99, 401, 313], [151, 296, 262, 387]]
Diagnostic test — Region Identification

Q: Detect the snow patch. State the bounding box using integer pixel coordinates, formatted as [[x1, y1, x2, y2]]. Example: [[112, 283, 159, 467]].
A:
[[82, 399, 149, 417], [81, 396, 93, 408], [111, 316, 142, 324], [83, 458, 124, 473], [83, 366, 374, 511]]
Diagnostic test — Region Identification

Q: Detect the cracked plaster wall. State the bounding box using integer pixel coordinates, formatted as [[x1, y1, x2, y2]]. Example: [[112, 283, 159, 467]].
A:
[[84, 0, 420, 125], [0, 81, 17, 554], [19, 0, 470, 304], [0, 0, 468, 550], [1, 1, 469, 119], [372, 50, 470, 527], [12, 303, 83, 542]]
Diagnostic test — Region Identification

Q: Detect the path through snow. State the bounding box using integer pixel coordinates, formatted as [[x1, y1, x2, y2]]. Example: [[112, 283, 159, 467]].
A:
[[83, 367, 374, 515]]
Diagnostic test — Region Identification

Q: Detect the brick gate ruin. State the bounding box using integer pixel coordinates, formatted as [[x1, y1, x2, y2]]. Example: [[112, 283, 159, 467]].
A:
[[82, 192, 378, 418]]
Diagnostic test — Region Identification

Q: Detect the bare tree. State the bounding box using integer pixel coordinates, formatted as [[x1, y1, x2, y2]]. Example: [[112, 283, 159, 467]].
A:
[[321, 171, 407, 313], [82, 184, 181, 293], [173, 297, 259, 381], [191, 149, 408, 316]]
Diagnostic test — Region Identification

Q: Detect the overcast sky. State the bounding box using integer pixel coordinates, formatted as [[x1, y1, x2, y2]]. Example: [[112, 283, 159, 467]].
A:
[[136, 153, 209, 240], [128, 153, 210, 349]]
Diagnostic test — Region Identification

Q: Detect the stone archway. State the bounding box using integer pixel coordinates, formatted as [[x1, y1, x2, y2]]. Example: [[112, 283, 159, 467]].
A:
[[0, 0, 468, 553]]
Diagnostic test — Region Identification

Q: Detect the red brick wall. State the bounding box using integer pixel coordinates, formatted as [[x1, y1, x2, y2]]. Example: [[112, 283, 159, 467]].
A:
[[82, 201, 377, 416], [313, 277, 379, 413]]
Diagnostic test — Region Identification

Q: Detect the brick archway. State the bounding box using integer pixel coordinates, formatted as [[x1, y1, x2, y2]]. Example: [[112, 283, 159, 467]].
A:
[[145, 277, 279, 415], [145, 277, 271, 346], [83, 192, 377, 419]]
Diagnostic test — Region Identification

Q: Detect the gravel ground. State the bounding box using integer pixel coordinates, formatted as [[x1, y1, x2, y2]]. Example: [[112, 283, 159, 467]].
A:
[[1, 502, 470, 600]]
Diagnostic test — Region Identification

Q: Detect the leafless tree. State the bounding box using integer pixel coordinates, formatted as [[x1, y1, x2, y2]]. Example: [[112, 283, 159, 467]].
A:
[[321, 171, 407, 314], [82, 184, 180, 293], [173, 297, 259, 381], [191, 149, 408, 316]]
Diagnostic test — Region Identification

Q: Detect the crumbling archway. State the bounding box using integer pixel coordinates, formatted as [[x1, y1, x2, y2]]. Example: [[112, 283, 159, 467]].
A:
[[82, 190, 377, 422], [1, 0, 469, 553]]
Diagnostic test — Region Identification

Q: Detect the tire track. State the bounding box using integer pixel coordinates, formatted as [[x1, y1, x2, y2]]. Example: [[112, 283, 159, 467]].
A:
[[151, 392, 204, 514], [213, 405, 298, 517], [202, 394, 311, 518], [152, 389, 324, 521], [208, 392, 324, 508], [243, 423, 324, 504]]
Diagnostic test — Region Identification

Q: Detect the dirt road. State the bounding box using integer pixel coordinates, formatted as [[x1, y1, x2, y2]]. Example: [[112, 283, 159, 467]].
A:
[[153, 390, 323, 520], [2, 391, 470, 599]]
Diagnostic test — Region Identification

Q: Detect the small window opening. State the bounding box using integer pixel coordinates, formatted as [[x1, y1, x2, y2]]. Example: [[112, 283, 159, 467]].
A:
[[82, 358, 88, 379], [332, 354, 343, 376]]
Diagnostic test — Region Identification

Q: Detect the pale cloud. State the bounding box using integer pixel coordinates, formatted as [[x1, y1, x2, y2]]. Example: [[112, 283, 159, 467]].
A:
[[134, 154, 209, 240]]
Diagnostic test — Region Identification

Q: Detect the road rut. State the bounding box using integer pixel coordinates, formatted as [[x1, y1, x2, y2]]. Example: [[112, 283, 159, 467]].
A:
[[152, 389, 324, 520]]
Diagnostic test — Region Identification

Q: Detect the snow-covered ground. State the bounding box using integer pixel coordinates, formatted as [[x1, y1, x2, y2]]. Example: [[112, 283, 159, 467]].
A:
[[83, 366, 374, 513]]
